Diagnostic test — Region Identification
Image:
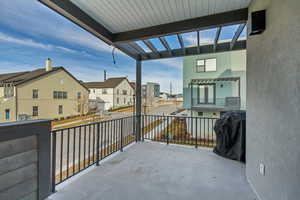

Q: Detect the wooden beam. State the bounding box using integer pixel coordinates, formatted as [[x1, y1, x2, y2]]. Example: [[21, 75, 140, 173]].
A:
[[113, 8, 248, 43], [231, 24, 246, 49]]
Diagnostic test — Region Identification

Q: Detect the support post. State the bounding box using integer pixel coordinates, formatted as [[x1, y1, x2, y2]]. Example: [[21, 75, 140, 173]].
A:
[[135, 56, 142, 141]]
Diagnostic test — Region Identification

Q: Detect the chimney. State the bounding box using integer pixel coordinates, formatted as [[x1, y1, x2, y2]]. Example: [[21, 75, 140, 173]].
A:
[[45, 58, 52, 71], [104, 70, 107, 81]]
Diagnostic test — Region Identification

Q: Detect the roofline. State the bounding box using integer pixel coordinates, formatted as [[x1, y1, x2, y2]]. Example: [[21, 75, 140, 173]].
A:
[[15, 67, 89, 91], [85, 77, 134, 90]]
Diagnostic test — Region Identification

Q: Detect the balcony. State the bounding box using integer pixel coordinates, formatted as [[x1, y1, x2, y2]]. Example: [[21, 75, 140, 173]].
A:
[[191, 97, 241, 111], [42, 115, 255, 200], [47, 141, 256, 200]]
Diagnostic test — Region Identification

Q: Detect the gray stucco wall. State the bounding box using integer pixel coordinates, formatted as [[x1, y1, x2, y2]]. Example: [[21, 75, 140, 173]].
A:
[[246, 0, 300, 199]]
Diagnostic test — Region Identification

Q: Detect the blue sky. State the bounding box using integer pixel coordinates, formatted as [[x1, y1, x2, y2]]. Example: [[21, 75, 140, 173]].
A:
[[0, 0, 245, 94]]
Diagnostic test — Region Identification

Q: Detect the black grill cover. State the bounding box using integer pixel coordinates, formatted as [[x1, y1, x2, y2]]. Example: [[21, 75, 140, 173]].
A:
[[213, 111, 246, 162]]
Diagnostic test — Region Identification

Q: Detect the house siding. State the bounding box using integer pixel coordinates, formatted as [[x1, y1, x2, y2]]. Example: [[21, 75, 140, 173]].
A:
[[183, 50, 246, 115]]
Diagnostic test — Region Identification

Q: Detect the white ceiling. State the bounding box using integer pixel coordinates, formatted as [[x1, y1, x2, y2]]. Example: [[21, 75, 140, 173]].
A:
[[70, 0, 251, 33]]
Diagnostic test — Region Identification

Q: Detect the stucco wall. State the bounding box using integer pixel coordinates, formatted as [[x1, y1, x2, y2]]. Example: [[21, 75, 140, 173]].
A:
[[183, 50, 246, 110], [16, 69, 89, 120], [246, 0, 300, 199], [114, 79, 134, 108], [0, 96, 16, 122]]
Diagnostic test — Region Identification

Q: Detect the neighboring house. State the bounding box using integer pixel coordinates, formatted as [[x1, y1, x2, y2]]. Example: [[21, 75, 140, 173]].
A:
[[0, 59, 89, 122], [183, 50, 246, 118], [85, 77, 134, 110], [142, 82, 160, 106], [159, 92, 169, 100]]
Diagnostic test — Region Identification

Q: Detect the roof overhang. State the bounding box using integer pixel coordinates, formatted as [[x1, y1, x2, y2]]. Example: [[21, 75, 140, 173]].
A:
[[39, 0, 249, 61]]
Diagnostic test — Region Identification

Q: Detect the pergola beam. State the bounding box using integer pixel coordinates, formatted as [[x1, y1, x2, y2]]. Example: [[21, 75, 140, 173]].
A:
[[142, 40, 246, 61], [113, 8, 248, 43], [197, 31, 200, 54], [231, 24, 246, 49], [214, 27, 222, 52], [159, 37, 173, 56], [177, 34, 185, 55], [143, 40, 160, 57], [38, 0, 113, 45], [127, 42, 149, 59]]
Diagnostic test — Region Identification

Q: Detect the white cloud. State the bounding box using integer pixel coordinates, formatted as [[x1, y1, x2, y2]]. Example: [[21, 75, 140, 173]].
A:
[[0, 32, 80, 54], [0, 1, 118, 55], [154, 58, 183, 68]]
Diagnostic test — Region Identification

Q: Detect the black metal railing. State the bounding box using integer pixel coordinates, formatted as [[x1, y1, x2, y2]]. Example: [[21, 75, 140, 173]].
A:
[[51, 114, 218, 192], [142, 115, 218, 148], [51, 116, 135, 190]]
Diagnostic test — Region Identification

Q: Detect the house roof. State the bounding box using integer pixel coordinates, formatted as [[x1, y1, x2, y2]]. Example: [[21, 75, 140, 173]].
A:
[[0, 67, 89, 91], [85, 77, 129, 89]]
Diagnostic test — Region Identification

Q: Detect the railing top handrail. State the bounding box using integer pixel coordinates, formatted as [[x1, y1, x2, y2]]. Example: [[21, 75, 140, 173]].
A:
[[52, 115, 135, 132], [142, 114, 219, 120]]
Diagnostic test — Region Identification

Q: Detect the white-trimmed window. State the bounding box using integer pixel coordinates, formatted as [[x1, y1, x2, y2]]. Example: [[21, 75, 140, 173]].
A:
[[196, 58, 217, 72]]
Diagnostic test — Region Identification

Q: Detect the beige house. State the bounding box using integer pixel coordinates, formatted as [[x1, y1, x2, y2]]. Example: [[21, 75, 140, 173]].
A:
[[85, 77, 134, 110], [0, 59, 89, 122]]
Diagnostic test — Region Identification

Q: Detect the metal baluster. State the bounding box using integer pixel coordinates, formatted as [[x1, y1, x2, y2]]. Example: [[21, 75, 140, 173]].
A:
[[60, 130, 63, 182], [96, 123, 100, 166], [66, 128, 70, 178], [51, 131, 57, 192]]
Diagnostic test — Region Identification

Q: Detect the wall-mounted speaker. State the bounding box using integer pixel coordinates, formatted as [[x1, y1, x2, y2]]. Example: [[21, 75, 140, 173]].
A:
[[249, 10, 266, 35]]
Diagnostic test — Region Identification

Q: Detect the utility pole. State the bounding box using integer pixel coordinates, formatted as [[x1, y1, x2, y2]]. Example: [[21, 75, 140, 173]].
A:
[[104, 70, 106, 81]]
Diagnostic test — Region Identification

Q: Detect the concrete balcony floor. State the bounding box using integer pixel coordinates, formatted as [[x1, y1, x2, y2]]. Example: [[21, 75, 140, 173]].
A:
[[47, 142, 257, 200]]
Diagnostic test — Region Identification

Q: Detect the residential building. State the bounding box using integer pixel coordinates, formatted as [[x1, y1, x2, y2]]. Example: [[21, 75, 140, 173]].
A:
[[142, 82, 160, 105], [159, 92, 169, 100], [85, 77, 134, 110], [0, 59, 89, 122], [183, 50, 246, 118]]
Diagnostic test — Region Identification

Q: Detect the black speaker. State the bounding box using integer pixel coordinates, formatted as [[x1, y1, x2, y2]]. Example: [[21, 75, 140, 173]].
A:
[[249, 10, 266, 35]]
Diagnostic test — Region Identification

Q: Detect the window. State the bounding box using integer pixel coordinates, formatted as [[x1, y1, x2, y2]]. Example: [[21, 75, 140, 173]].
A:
[[53, 91, 58, 99], [197, 84, 216, 104], [198, 112, 203, 117], [117, 97, 119, 104], [117, 89, 119, 94], [5, 109, 10, 120], [32, 89, 38, 99], [62, 92, 67, 99], [122, 90, 127, 95], [196, 59, 205, 72], [78, 104, 81, 113], [102, 89, 107, 94], [124, 98, 126, 104], [32, 106, 38, 116], [58, 105, 63, 114], [53, 91, 68, 99], [77, 92, 81, 99], [196, 58, 217, 72]]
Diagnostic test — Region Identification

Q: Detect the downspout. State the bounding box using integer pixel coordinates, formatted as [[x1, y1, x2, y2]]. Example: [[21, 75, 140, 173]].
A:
[[15, 86, 18, 121]]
